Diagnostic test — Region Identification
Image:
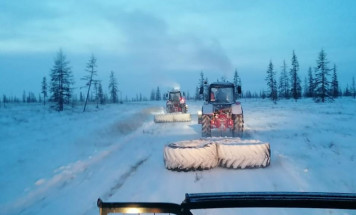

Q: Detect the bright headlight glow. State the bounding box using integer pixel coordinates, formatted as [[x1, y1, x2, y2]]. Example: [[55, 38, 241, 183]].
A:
[[198, 110, 202, 115], [124, 208, 143, 213]]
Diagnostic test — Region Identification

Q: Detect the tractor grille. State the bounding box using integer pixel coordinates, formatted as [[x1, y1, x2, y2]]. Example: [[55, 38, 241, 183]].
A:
[[213, 104, 232, 112]]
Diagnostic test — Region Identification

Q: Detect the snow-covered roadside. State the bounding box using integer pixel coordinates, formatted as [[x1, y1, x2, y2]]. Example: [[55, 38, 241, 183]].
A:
[[0, 102, 161, 213], [243, 98, 356, 193], [1, 98, 356, 215]]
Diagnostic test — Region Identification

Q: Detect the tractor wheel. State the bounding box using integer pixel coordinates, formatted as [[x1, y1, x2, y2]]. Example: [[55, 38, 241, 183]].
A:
[[166, 105, 171, 113], [232, 114, 244, 137], [182, 106, 187, 113], [164, 140, 218, 171], [202, 115, 211, 137], [216, 138, 271, 169]]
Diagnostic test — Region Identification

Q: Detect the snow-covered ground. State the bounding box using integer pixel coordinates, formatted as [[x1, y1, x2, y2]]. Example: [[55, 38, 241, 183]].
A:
[[0, 98, 356, 215]]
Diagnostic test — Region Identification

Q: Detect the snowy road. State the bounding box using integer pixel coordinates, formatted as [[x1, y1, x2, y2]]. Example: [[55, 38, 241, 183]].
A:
[[1, 99, 356, 215]]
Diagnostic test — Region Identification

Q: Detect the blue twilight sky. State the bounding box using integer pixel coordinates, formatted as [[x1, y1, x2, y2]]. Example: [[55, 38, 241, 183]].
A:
[[0, 0, 356, 99]]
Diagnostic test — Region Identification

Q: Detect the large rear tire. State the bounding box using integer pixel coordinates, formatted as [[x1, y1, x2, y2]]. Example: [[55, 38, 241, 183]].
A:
[[164, 140, 218, 171], [217, 138, 270, 169], [182, 105, 187, 113], [202, 115, 211, 137], [232, 114, 244, 137], [166, 105, 172, 113]]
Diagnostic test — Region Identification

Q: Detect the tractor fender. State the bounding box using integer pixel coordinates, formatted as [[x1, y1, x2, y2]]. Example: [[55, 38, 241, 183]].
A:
[[231, 102, 243, 115], [202, 104, 213, 114]]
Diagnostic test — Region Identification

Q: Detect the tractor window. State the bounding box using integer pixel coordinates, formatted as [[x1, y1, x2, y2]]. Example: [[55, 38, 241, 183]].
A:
[[210, 87, 234, 103], [169, 92, 181, 101]]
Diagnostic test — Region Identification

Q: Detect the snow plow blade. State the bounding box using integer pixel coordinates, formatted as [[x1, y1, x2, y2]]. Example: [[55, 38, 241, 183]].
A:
[[154, 113, 191, 123]]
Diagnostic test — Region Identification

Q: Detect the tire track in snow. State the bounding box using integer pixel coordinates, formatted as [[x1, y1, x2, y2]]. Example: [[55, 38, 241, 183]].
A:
[[81, 156, 150, 215], [101, 156, 150, 199], [3, 107, 159, 215]]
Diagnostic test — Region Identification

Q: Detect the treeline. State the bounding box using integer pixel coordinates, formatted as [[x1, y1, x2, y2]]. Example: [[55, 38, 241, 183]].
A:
[[2, 50, 127, 111], [264, 49, 356, 103], [44, 50, 123, 111], [1, 49, 356, 110]]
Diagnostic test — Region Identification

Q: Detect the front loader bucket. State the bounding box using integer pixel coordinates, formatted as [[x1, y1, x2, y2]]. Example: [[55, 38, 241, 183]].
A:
[[154, 113, 191, 123]]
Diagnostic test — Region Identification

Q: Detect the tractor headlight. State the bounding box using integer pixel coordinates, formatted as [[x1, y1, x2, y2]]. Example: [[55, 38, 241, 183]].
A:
[[198, 110, 202, 115], [124, 208, 143, 214]]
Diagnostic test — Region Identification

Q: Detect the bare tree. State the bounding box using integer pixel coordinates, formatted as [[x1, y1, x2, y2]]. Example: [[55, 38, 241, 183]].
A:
[[82, 55, 98, 112]]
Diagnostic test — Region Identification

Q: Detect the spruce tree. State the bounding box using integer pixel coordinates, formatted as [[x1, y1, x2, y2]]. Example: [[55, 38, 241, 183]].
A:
[[49, 49, 73, 111], [314, 49, 333, 102], [352, 76, 356, 99], [278, 60, 290, 99], [79, 92, 84, 102], [108, 71, 119, 103], [2, 95, 6, 108], [331, 64, 339, 98], [98, 82, 105, 104], [198, 71, 205, 100], [265, 61, 277, 103], [290, 51, 301, 101], [233, 69, 242, 96], [150, 89, 155, 101], [307, 67, 314, 97], [195, 86, 200, 101], [41, 76, 47, 106], [155, 86, 161, 101], [22, 91, 26, 103], [93, 80, 100, 108], [303, 77, 309, 97], [344, 85, 351, 96]]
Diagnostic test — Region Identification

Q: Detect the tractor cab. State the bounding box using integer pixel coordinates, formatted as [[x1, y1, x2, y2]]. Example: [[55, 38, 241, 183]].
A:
[[169, 91, 183, 102], [209, 84, 235, 103], [198, 82, 243, 137], [165, 90, 188, 114]]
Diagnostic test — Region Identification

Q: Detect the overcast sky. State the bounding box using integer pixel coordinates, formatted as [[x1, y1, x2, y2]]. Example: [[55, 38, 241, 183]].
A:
[[1, 0, 356, 99]]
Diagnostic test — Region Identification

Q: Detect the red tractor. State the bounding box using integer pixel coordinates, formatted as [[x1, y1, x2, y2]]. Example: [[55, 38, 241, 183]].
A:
[[198, 82, 243, 137], [165, 90, 188, 113]]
